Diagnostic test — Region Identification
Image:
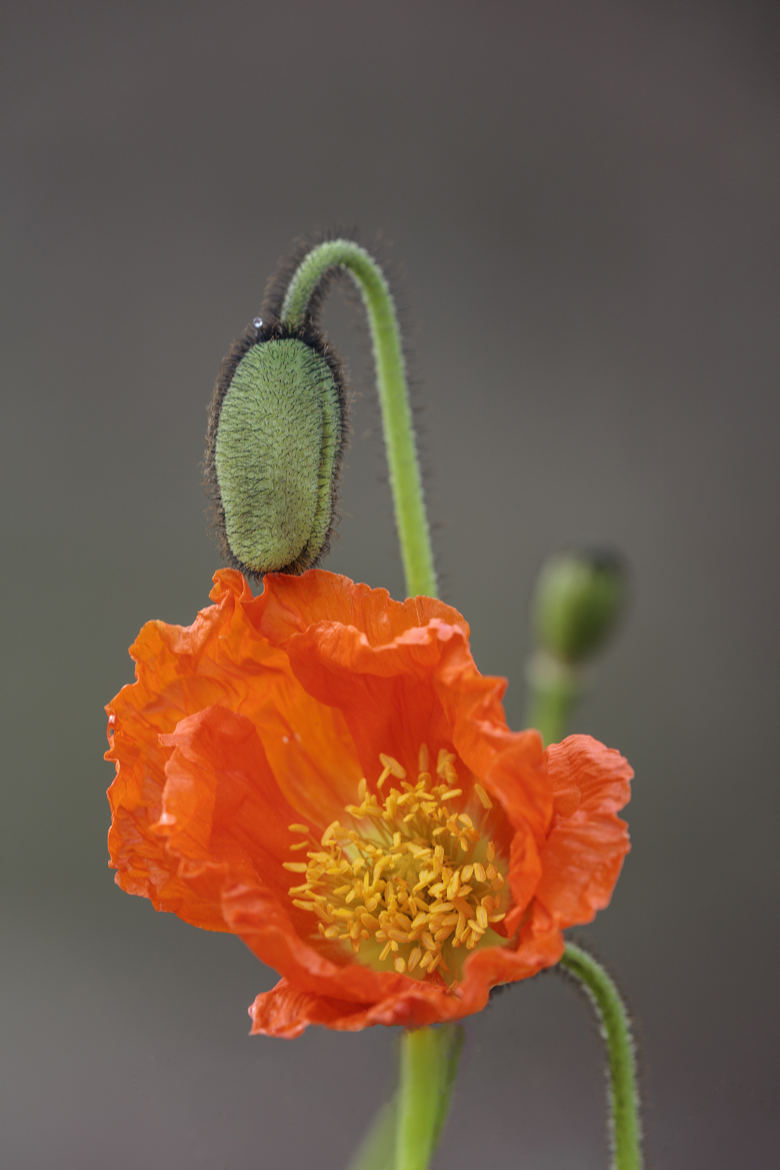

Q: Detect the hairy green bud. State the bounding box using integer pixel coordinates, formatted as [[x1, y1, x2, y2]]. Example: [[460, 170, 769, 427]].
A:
[[205, 321, 346, 577], [532, 548, 627, 665]]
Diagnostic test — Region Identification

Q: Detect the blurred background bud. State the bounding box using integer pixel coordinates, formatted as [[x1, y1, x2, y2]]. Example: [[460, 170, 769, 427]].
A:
[[532, 548, 627, 666]]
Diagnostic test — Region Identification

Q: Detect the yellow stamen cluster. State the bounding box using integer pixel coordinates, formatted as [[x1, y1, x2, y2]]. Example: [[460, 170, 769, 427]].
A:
[[284, 746, 507, 981]]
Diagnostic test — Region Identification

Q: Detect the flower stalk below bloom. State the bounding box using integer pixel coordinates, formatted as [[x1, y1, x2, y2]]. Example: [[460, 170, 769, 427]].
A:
[[396, 1025, 463, 1170]]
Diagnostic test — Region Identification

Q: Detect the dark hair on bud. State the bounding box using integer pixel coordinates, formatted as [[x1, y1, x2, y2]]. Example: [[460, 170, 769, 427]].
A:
[[261, 226, 364, 331]]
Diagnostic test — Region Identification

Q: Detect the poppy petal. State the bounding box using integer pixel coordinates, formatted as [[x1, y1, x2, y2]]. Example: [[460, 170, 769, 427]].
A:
[[534, 735, 632, 928]]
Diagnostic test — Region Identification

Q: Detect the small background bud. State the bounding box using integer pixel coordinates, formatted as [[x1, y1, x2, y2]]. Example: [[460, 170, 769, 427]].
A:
[[205, 321, 347, 578], [532, 548, 627, 665]]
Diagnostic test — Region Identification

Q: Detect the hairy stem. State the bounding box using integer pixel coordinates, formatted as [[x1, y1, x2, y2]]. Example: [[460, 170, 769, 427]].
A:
[[560, 943, 643, 1170], [281, 239, 436, 598], [395, 1025, 463, 1170]]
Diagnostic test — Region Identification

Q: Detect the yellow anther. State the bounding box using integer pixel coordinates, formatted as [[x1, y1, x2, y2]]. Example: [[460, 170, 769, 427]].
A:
[[474, 783, 493, 810], [437, 748, 455, 773], [288, 823, 311, 835], [379, 753, 406, 779], [473, 862, 486, 883], [418, 744, 430, 772], [282, 861, 308, 872]]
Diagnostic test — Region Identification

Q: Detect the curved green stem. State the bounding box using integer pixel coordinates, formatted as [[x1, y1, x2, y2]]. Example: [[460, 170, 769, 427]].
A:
[[560, 943, 643, 1170], [281, 239, 437, 599]]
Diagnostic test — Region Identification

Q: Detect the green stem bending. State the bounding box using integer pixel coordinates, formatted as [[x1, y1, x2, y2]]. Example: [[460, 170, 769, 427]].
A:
[[560, 944, 643, 1170], [395, 1025, 463, 1170], [281, 239, 437, 599]]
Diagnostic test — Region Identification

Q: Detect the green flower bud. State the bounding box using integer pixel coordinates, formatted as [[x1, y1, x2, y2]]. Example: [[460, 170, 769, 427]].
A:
[[532, 548, 627, 665], [205, 320, 346, 577]]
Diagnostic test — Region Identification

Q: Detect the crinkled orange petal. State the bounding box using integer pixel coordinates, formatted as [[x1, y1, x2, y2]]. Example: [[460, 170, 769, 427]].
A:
[[534, 735, 632, 928], [106, 571, 361, 922], [255, 573, 477, 777], [255, 569, 470, 645], [258, 572, 553, 844], [249, 912, 565, 1036], [155, 706, 305, 902], [106, 581, 255, 929], [207, 571, 365, 826]]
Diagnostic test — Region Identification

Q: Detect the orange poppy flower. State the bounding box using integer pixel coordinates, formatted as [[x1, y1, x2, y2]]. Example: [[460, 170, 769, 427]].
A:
[[106, 569, 631, 1037]]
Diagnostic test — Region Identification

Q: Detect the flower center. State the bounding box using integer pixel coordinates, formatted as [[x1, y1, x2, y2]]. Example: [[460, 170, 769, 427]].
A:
[[284, 746, 508, 982]]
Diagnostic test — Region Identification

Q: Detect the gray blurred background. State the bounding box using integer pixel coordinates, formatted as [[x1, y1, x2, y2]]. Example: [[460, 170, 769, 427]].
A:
[[3, 1, 779, 1166]]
